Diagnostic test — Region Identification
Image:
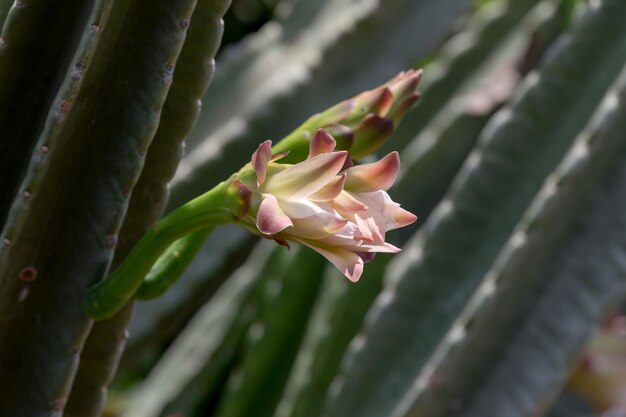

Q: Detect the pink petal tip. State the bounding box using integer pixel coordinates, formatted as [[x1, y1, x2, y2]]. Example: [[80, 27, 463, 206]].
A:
[[309, 129, 337, 158], [256, 194, 293, 235], [252, 140, 273, 186], [344, 151, 400, 192]]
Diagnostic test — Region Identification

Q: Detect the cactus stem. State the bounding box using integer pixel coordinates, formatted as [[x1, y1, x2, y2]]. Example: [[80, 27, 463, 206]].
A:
[[83, 178, 244, 320]]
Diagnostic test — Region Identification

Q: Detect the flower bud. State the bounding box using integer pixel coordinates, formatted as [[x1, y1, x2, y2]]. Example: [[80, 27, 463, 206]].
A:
[[273, 69, 422, 163]]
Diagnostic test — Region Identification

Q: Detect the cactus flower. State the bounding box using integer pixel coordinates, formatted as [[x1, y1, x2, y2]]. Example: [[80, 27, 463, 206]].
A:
[[237, 130, 416, 282]]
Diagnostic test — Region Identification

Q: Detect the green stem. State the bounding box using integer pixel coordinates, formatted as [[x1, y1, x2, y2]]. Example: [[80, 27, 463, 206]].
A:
[[132, 134, 315, 301], [135, 227, 214, 300], [83, 179, 240, 320]]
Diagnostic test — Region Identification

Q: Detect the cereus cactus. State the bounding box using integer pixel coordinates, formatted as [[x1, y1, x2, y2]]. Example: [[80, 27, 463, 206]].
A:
[[2, 1, 626, 417], [132, 69, 423, 302], [83, 124, 418, 319]]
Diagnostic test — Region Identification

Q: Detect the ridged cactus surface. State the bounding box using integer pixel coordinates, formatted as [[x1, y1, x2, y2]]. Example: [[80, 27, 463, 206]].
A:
[[0, 0, 625, 417], [326, 2, 626, 416]]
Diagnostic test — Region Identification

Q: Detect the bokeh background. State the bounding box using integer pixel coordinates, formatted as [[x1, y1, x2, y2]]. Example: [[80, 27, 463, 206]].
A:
[[91, 0, 626, 416]]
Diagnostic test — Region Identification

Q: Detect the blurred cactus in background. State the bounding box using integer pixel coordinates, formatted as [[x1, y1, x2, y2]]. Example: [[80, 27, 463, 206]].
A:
[[1, 0, 626, 417]]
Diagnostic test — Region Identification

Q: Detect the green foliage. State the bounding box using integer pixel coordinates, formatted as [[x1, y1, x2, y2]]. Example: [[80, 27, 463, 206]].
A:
[[1, 1, 625, 417]]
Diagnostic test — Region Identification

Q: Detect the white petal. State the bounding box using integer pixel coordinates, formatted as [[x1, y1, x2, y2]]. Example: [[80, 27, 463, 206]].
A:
[[294, 238, 364, 282], [264, 151, 347, 199]]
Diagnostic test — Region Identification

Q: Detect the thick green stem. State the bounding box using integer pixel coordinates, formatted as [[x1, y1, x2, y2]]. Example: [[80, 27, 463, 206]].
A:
[[0, 0, 197, 411], [65, 0, 232, 413], [83, 180, 240, 320], [136, 227, 214, 299]]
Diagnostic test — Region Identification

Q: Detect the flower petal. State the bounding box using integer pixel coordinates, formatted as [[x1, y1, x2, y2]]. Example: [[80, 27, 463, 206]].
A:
[[279, 199, 354, 240], [341, 155, 354, 171], [251, 140, 272, 186], [331, 191, 368, 215], [325, 217, 349, 234], [374, 190, 417, 230], [264, 151, 347, 199], [271, 151, 290, 161], [389, 93, 420, 125], [354, 215, 374, 242], [308, 129, 336, 158], [256, 194, 293, 235], [349, 115, 394, 160], [294, 239, 364, 282], [350, 87, 393, 120], [355, 214, 384, 243], [280, 198, 334, 219], [326, 124, 354, 151], [350, 190, 417, 233], [309, 173, 346, 202], [370, 88, 393, 116], [357, 241, 401, 253], [289, 215, 348, 240], [391, 206, 418, 228], [386, 68, 422, 100], [357, 252, 376, 263], [344, 151, 400, 192]]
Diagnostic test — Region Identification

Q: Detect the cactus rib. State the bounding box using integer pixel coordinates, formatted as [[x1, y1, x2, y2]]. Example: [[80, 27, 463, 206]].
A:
[[325, 2, 626, 416], [65, 1, 231, 412], [0, 0, 197, 413], [214, 247, 326, 417], [0, 0, 94, 227], [463, 91, 626, 417], [394, 64, 626, 417], [383, 0, 542, 154], [121, 242, 275, 417]]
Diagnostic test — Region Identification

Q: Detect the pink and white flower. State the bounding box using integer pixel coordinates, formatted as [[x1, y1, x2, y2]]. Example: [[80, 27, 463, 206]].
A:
[[236, 130, 416, 282]]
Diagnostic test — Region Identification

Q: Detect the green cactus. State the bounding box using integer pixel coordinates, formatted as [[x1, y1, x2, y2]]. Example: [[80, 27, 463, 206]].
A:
[[325, 2, 626, 417], [63, 2, 232, 415], [121, 241, 277, 417], [2, 1, 626, 417], [0, 0, 199, 414], [0, 0, 93, 226], [274, 5, 566, 416], [463, 102, 626, 417], [395, 65, 626, 417]]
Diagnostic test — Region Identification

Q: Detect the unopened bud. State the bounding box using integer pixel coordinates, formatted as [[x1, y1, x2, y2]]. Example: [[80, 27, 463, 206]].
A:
[[312, 100, 356, 127], [386, 69, 423, 100], [350, 115, 394, 160], [389, 93, 421, 125], [325, 124, 354, 151], [346, 87, 393, 124]]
